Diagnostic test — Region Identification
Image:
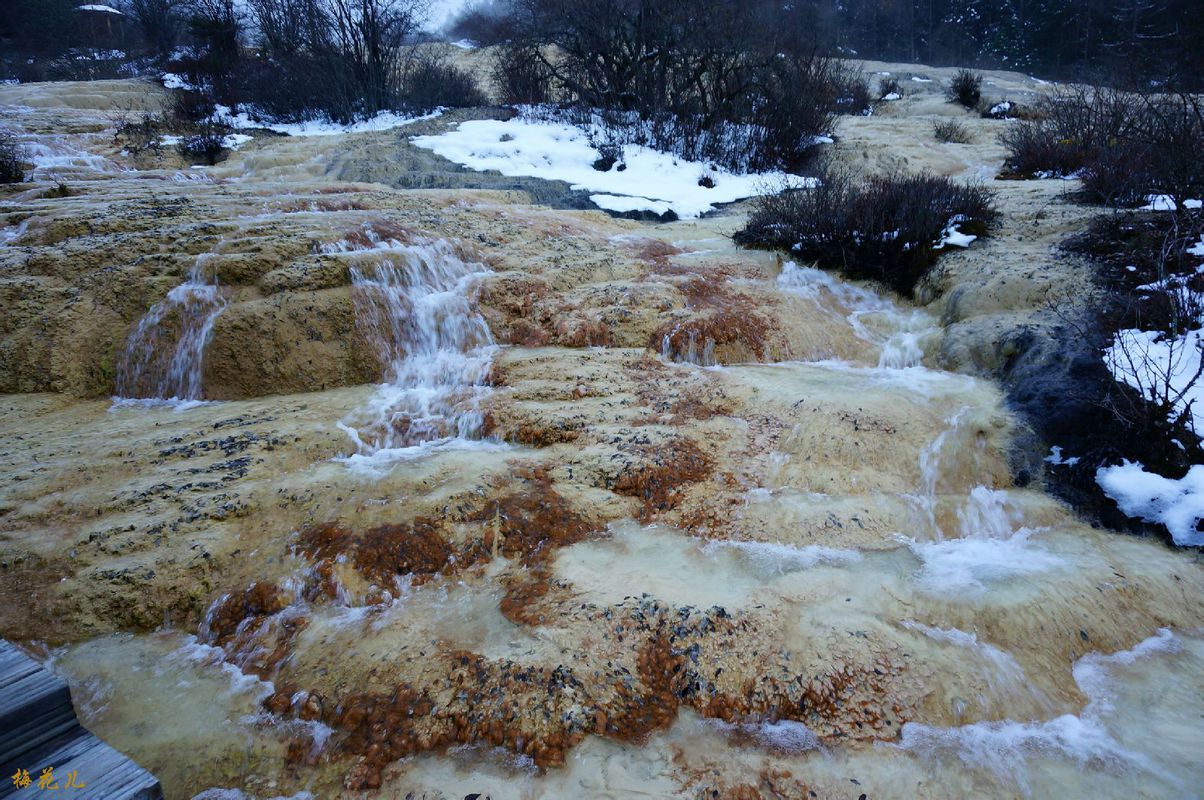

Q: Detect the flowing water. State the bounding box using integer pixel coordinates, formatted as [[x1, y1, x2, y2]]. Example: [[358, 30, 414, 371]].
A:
[[325, 232, 499, 473], [41, 246, 1204, 797], [113, 252, 228, 405], [5, 116, 1202, 800]]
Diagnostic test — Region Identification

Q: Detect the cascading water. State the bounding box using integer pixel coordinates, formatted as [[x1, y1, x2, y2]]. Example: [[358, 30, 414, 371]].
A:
[[661, 329, 717, 366], [114, 253, 227, 404], [776, 260, 939, 369], [334, 237, 497, 470]]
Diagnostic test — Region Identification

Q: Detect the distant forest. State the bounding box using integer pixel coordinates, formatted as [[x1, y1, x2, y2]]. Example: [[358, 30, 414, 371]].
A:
[[812, 0, 1203, 83], [1, 0, 1201, 89], [454, 0, 1204, 87]]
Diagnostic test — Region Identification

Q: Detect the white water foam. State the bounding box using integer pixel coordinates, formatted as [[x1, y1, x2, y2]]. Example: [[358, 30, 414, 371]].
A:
[[776, 260, 938, 369], [895, 629, 1182, 795], [700, 538, 863, 579], [907, 487, 1063, 596], [329, 233, 500, 474], [113, 252, 227, 404], [22, 137, 121, 180]]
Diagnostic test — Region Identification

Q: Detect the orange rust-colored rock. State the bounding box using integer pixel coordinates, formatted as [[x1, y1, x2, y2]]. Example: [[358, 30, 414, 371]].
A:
[[203, 581, 289, 645], [470, 466, 597, 564], [613, 439, 714, 521], [297, 518, 470, 588]]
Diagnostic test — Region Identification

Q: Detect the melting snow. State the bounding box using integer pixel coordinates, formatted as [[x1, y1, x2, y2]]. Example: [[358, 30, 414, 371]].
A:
[[1096, 462, 1204, 546], [411, 117, 813, 218], [1140, 195, 1203, 212], [213, 105, 442, 138]]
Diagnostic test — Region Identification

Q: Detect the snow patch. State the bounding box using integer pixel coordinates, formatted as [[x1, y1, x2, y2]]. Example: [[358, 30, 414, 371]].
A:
[[1096, 461, 1204, 546], [1044, 446, 1080, 467], [213, 104, 442, 138], [161, 72, 194, 90], [411, 116, 810, 218], [1104, 326, 1204, 436], [1140, 195, 1203, 212]]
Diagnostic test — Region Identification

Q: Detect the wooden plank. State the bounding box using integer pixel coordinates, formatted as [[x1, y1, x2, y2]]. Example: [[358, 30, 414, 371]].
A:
[[0, 641, 163, 800], [3, 729, 161, 800]]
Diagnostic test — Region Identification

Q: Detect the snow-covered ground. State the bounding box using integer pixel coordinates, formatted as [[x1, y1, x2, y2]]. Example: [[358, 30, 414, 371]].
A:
[[213, 105, 442, 138], [1096, 232, 1204, 545], [411, 117, 812, 218], [1097, 462, 1204, 546]]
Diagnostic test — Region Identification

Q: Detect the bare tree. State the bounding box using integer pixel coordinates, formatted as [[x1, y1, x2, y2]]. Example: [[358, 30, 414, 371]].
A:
[[245, 0, 426, 120], [184, 0, 242, 105], [127, 0, 181, 58]]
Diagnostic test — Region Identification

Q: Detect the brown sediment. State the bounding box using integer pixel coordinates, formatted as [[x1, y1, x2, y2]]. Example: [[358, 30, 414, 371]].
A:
[[652, 307, 776, 364], [603, 627, 687, 741], [498, 566, 559, 626], [469, 466, 597, 564], [297, 518, 471, 589], [0, 556, 73, 643], [629, 237, 683, 267], [613, 438, 715, 521], [202, 582, 309, 680], [313, 185, 367, 195], [334, 220, 417, 250], [293, 467, 596, 609], [203, 581, 290, 645], [477, 274, 611, 347], [355, 521, 457, 584], [481, 406, 584, 446], [253, 597, 906, 790], [277, 197, 369, 214]]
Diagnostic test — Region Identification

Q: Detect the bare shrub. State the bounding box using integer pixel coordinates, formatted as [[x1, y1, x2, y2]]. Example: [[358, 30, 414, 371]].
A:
[[834, 69, 872, 115], [1001, 85, 1203, 208], [177, 124, 228, 164], [1059, 210, 1204, 475], [400, 51, 488, 111], [0, 131, 25, 184], [111, 109, 166, 155], [129, 0, 183, 59], [933, 118, 972, 143], [1136, 91, 1204, 211], [506, 0, 847, 172], [998, 85, 1142, 179], [210, 0, 426, 122], [492, 43, 556, 105], [166, 87, 216, 126], [184, 0, 243, 106], [877, 75, 902, 100], [735, 165, 998, 296], [948, 69, 982, 109]]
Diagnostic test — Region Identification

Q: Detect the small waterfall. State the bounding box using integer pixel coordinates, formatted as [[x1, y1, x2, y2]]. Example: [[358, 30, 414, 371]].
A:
[[912, 407, 972, 537], [661, 329, 717, 366], [337, 238, 496, 468], [114, 253, 227, 403], [777, 260, 938, 369], [23, 137, 121, 180]]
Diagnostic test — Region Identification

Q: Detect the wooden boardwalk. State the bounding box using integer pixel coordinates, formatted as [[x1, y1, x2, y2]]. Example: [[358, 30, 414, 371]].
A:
[[0, 641, 162, 800]]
